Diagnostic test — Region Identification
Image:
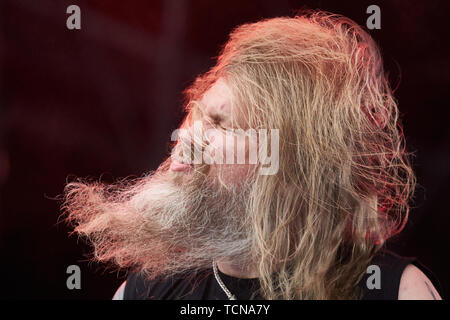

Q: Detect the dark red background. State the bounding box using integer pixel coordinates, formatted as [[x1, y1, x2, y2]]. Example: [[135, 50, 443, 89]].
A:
[[1, 0, 449, 299]]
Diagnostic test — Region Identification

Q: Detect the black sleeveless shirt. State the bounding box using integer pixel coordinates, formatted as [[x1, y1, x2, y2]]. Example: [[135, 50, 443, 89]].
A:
[[123, 249, 439, 300]]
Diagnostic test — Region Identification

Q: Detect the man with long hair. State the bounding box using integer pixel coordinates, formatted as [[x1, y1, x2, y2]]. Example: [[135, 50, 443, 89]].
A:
[[61, 11, 442, 299]]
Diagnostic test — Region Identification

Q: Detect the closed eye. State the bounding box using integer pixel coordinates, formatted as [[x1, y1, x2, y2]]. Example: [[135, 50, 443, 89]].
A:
[[211, 117, 222, 126], [211, 117, 234, 132], [208, 115, 222, 126]]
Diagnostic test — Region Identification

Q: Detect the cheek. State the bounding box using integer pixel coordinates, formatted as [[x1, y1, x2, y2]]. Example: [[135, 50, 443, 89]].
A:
[[205, 131, 241, 164], [205, 131, 255, 184], [218, 164, 253, 185]]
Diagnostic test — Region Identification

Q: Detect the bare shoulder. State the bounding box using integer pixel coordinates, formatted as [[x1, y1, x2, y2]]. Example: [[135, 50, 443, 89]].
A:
[[398, 264, 442, 300], [112, 281, 127, 300]]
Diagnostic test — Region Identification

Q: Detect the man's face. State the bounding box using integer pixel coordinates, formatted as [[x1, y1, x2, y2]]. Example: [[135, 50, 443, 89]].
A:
[[170, 77, 255, 185]]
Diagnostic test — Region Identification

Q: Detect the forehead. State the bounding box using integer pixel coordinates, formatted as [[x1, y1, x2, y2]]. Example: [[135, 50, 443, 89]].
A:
[[200, 78, 234, 116]]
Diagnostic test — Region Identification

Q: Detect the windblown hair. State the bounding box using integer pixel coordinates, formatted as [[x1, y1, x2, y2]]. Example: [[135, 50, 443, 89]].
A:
[[185, 11, 415, 299]]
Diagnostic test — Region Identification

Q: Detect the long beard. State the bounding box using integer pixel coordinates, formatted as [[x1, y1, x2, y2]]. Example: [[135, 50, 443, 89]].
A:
[[61, 158, 254, 279]]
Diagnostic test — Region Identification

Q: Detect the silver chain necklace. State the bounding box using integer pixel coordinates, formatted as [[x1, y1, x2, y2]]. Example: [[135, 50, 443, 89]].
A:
[[212, 260, 237, 300]]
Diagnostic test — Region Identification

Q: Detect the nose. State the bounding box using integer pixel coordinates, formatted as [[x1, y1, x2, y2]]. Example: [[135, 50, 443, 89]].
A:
[[171, 127, 193, 163], [170, 121, 208, 170]]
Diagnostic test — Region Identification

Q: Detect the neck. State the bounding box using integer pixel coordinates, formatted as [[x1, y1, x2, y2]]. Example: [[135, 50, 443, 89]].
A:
[[216, 259, 260, 279]]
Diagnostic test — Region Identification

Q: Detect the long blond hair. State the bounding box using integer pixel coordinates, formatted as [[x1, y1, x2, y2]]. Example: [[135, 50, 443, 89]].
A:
[[185, 11, 415, 299]]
